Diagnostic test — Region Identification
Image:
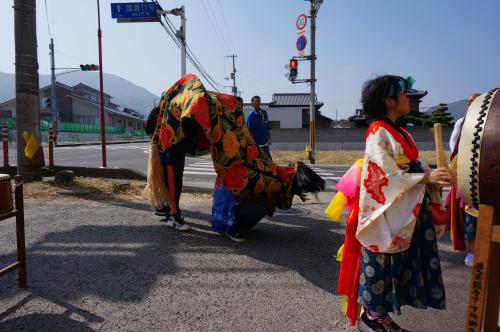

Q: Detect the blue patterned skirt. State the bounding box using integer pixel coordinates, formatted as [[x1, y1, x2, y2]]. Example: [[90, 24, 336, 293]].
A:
[[357, 195, 446, 315]]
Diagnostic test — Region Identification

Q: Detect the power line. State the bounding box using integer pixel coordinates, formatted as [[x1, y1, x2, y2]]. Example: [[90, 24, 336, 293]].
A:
[[43, 0, 52, 38], [200, 0, 230, 54], [216, 0, 236, 51], [55, 49, 85, 63], [149, 1, 224, 92]]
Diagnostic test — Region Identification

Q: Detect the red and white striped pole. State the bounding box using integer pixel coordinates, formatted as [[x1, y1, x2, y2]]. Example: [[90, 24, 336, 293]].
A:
[[48, 127, 54, 167], [2, 126, 8, 167]]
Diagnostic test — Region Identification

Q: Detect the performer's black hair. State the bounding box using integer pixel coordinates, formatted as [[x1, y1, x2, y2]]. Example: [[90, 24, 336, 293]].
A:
[[361, 75, 406, 118], [292, 162, 325, 194]]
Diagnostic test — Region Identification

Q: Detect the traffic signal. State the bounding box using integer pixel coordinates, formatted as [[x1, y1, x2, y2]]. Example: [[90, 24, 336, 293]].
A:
[[80, 64, 99, 71], [288, 58, 298, 81], [43, 97, 52, 109]]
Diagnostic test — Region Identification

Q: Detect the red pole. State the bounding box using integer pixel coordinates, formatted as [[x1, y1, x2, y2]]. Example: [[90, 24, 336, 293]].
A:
[[48, 127, 54, 167], [2, 126, 8, 167], [97, 0, 107, 168], [167, 164, 178, 216]]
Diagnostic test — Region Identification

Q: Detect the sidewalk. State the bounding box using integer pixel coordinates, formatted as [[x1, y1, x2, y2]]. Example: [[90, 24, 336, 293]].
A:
[[48, 139, 149, 147]]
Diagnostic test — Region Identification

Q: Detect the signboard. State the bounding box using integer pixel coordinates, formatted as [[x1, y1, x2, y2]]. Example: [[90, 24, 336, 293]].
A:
[[111, 2, 157, 19], [296, 35, 307, 52], [296, 13, 307, 30]]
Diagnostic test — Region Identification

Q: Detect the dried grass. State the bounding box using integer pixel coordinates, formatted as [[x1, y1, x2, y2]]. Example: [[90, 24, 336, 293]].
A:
[[23, 177, 211, 203], [197, 149, 446, 166], [24, 177, 146, 201], [270, 150, 446, 166]]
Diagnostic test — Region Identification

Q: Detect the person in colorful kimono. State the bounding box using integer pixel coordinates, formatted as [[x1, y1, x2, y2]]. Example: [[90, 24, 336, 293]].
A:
[[246, 96, 272, 160], [448, 92, 481, 267], [332, 75, 454, 332]]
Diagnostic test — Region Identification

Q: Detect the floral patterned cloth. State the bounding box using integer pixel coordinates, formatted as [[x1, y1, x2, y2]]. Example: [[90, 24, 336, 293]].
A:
[[357, 121, 426, 253], [358, 193, 446, 315], [153, 74, 296, 208]]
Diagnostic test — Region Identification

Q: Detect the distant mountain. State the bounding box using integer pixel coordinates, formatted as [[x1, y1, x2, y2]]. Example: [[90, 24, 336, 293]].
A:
[[0, 71, 160, 116]]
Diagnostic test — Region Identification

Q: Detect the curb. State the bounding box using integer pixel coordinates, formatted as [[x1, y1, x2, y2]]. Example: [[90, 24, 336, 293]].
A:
[[0, 166, 213, 194], [54, 139, 149, 147]]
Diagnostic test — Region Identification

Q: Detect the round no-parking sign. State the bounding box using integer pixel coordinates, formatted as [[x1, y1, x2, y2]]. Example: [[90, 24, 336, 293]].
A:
[[296, 35, 307, 52]]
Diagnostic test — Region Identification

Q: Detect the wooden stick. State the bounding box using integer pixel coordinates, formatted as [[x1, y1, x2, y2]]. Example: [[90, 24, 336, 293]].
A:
[[433, 123, 447, 168]]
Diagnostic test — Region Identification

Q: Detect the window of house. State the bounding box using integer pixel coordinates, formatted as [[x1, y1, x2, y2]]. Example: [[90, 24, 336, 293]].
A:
[[90, 95, 98, 103], [269, 121, 281, 129]]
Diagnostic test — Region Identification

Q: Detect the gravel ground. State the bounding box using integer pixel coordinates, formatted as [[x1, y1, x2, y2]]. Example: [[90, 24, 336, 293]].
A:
[[0, 193, 470, 332]]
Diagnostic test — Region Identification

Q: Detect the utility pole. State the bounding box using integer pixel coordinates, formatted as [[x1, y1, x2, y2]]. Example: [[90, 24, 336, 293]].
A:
[[309, 0, 322, 164], [177, 6, 186, 76], [225, 54, 238, 96], [49, 38, 58, 128], [288, 0, 323, 164], [14, 0, 41, 181], [97, 0, 107, 168]]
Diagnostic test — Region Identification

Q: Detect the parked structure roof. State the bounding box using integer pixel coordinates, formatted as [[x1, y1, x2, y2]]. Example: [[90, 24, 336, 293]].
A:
[[406, 89, 428, 98], [270, 93, 323, 108]]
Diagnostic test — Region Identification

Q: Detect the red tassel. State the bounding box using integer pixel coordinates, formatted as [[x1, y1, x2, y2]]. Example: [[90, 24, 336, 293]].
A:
[[447, 186, 465, 251], [167, 164, 177, 216]]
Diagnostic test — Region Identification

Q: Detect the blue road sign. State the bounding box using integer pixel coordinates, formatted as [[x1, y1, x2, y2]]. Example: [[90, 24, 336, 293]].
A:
[[111, 2, 157, 19], [296, 35, 307, 52]]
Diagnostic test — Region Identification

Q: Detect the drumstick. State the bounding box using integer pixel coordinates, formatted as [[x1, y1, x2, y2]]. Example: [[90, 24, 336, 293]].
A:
[[433, 123, 448, 168]]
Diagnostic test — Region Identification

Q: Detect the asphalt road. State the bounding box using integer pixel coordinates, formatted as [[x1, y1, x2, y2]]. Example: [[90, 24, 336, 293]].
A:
[[0, 191, 471, 331], [5, 143, 350, 187]]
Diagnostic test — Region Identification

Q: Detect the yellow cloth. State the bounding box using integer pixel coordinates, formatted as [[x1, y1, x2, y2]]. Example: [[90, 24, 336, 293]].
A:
[[325, 191, 347, 222], [336, 243, 344, 262], [465, 208, 479, 217], [22, 131, 39, 159]]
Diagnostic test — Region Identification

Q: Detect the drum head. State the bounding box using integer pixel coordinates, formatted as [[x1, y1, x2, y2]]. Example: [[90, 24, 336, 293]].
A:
[[458, 88, 500, 209]]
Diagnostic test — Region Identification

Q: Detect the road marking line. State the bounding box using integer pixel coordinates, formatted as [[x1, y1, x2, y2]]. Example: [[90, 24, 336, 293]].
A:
[[184, 171, 217, 176]]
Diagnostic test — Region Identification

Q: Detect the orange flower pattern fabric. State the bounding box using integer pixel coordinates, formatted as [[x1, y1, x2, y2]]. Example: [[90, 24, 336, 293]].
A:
[[153, 74, 295, 208]]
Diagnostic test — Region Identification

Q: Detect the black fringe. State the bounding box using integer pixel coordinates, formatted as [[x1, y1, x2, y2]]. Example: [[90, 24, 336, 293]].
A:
[[292, 162, 325, 194]]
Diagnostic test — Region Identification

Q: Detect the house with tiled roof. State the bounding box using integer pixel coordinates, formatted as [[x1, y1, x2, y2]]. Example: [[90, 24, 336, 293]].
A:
[[348, 88, 428, 128], [243, 93, 333, 129], [0, 82, 145, 130]]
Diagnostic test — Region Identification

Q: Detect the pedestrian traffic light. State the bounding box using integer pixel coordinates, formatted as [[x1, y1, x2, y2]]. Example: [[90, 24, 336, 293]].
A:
[[288, 58, 298, 81], [80, 64, 99, 71]]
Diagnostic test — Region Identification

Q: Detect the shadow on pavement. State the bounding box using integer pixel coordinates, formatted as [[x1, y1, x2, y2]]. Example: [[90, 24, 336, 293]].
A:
[[0, 203, 344, 330], [183, 206, 345, 294], [0, 313, 96, 332]]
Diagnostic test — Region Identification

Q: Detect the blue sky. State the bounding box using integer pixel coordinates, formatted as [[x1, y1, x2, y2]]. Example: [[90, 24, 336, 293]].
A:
[[1, 0, 499, 119]]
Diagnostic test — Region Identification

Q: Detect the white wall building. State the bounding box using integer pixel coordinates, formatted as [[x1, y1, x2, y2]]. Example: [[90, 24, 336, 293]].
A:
[[243, 93, 332, 129]]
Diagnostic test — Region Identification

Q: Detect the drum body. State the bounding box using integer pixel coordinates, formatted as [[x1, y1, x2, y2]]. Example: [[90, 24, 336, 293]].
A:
[[0, 174, 13, 214], [458, 88, 500, 209]]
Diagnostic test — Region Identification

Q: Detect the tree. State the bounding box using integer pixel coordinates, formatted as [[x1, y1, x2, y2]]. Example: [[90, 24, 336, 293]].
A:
[[404, 113, 433, 127], [404, 103, 454, 127], [428, 103, 454, 127]]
